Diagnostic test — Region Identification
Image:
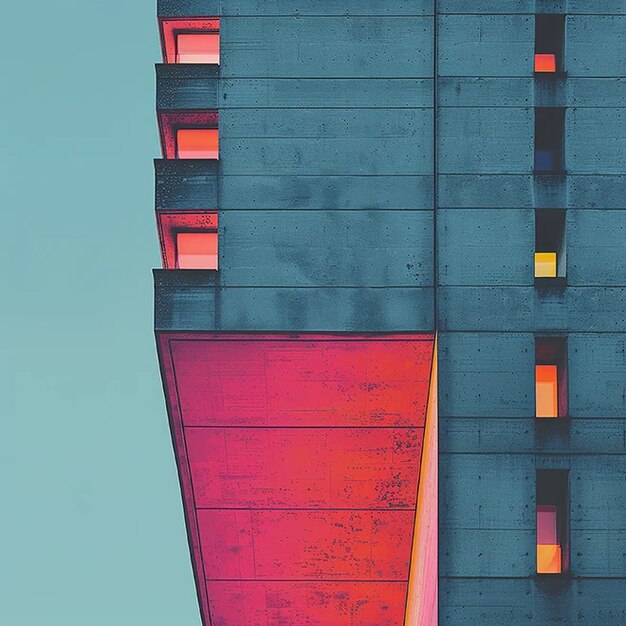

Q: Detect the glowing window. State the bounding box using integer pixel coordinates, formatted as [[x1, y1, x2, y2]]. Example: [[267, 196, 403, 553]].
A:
[[535, 337, 567, 418], [176, 233, 218, 269], [535, 252, 557, 278], [536, 365, 558, 418], [535, 53, 556, 73], [535, 210, 566, 281], [535, 14, 565, 73], [176, 33, 220, 64], [537, 505, 561, 573], [537, 470, 568, 575], [176, 129, 219, 159]]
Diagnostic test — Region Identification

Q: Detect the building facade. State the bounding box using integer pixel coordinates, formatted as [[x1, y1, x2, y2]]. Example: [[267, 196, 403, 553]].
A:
[[153, 1, 626, 624]]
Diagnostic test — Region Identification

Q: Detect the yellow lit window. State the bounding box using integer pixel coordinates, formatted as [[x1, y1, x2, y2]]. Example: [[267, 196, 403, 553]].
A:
[[535, 252, 557, 278]]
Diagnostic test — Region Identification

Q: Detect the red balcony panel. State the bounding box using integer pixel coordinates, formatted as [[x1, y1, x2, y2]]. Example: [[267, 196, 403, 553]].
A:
[[186, 427, 423, 509], [170, 337, 432, 427], [198, 509, 415, 580], [206, 581, 407, 626]]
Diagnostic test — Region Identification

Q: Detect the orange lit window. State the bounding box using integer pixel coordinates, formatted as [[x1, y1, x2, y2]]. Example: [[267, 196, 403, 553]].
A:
[[176, 233, 218, 269], [176, 129, 219, 159], [535, 53, 556, 73], [536, 364, 558, 418], [176, 33, 220, 64], [537, 504, 562, 573], [535, 252, 557, 278]]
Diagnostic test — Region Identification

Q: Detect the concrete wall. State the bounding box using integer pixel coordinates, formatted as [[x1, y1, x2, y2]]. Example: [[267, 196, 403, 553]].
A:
[[155, 1, 435, 331], [154, 1, 626, 623], [438, 4, 626, 625]]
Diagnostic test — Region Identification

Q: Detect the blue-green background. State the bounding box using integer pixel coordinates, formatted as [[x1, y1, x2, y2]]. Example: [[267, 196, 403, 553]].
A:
[[0, 1, 202, 624]]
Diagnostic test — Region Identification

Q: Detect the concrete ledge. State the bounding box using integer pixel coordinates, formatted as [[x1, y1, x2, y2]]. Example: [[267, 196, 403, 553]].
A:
[[154, 271, 434, 332]]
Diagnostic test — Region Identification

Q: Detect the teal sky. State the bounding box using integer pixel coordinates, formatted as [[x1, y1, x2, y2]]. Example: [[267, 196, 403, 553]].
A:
[[0, 1, 202, 624]]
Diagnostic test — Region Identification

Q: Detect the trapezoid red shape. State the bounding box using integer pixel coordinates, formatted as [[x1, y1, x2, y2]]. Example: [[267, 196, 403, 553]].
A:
[[157, 333, 435, 626]]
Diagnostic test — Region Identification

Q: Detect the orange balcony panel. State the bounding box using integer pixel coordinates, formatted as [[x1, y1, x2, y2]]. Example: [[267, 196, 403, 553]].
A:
[[176, 232, 218, 269], [176, 129, 219, 160], [536, 364, 558, 418], [177, 33, 220, 64], [535, 53, 557, 73], [537, 543, 562, 574]]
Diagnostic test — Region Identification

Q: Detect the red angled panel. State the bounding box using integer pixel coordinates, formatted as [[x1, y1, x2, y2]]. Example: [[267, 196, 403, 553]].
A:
[[206, 582, 408, 626], [157, 333, 435, 626], [186, 427, 423, 509], [198, 509, 414, 580]]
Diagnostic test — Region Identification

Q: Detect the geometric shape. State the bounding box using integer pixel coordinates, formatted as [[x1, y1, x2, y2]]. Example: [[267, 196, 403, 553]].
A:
[[405, 337, 438, 626], [186, 427, 423, 509], [177, 33, 219, 64], [535, 252, 557, 278], [537, 504, 558, 544], [159, 18, 220, 64], [156, 212, 218, 269], [169, 336, 434, 428], [156, 333, 435, 626], [205, 581, 407, 626], [537, 544, 562, 574], [176, 232, 218, 269], [197, 509, 415, 580], [176, 129, 219, 160], [157, 111, 218, 159], [534, 149, 558, 172], [536, 364, 558, 418], [535, 53, 556, 73]]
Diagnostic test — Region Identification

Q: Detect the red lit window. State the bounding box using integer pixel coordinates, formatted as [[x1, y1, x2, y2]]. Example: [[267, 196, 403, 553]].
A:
[[537, 470, 568, 575], [176, 232, 218, 269], [157, 212, 218, 269], [535, 53, 556, 73], [177, 33, 220, 64], [160, 19, 220, 64], [176, 129, 219, 159], [535, 337, 567, 419]]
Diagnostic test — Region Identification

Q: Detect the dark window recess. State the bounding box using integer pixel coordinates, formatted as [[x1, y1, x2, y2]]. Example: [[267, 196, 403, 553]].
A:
[[535, 14, 565, 73], [535, 337, 568, 418], [535, 108, 565, 173], [535, 209, 566, 280], [537, 470, 569, 574]]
